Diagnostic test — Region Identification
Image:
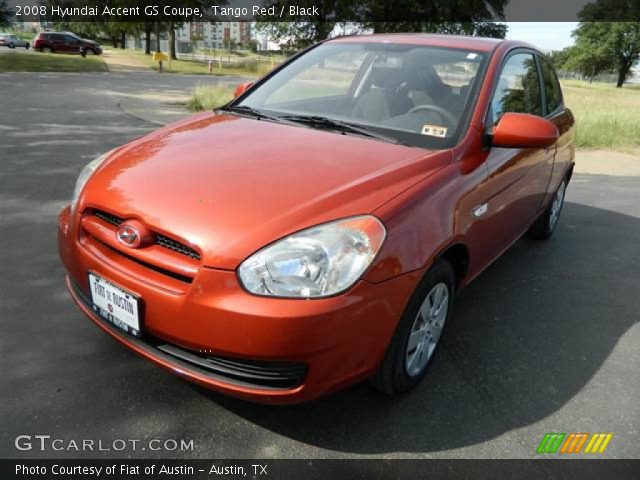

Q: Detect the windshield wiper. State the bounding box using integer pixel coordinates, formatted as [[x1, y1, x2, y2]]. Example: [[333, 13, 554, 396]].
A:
[[224, 105, 282, 122], [279, 114, 402, 145], [223, 105, 301, 127]]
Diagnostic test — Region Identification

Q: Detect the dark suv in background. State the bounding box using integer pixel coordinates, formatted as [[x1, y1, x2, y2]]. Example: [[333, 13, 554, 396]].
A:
[[33, 32, 102, 56]]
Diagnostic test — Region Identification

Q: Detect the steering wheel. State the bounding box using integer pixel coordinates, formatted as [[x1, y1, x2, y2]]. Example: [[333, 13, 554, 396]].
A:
[[407, 104, 458, 128]]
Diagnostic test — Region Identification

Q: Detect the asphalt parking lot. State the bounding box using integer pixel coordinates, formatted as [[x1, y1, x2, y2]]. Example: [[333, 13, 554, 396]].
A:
[[1, 70, 639, 460]]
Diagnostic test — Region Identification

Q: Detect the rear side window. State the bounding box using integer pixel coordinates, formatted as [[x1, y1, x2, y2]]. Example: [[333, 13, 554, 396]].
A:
[[489, 52, 542, 126], [540, 58, 563, 114]]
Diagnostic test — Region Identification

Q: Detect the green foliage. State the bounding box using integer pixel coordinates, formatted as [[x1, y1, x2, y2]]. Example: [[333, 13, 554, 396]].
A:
[[369, 21, 506, 38], [0, 0, 13, 27], [573, 1, 640, 87], [546, 47, 574, 70], [257, 1, 508, 55], [360, 0, 507, 36], [256, 0, 338, 55], [186, 84, 234, 111]]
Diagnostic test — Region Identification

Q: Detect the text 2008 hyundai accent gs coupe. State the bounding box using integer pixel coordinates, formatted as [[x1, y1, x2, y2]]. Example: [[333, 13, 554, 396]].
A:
[[58, 34, 575, 404]]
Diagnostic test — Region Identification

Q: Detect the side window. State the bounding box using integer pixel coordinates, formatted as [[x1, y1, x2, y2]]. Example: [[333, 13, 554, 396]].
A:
[[50, 34, 63, 42], [489, 53, 542, 126], [540, 57, 563, 114], [64, 35, 79, 43]]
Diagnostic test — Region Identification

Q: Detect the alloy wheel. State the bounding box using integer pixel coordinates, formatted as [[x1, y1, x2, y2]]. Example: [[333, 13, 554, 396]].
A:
[[405, 282, 449, 377], [549, 180, 566, 230]]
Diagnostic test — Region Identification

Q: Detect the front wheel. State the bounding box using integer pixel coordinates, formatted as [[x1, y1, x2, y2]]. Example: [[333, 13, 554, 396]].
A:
[[528, 178, 567, 240], [370, 259, 455, 395], [9, 42, 14, 49], [41, 46, 53, 53]]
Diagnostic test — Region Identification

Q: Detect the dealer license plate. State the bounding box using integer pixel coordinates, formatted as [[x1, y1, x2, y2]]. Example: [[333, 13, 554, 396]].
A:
[[88, 272, 141, 337]]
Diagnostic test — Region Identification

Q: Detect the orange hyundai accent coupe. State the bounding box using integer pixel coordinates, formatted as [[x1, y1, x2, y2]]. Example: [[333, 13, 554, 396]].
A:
[[58, 34, 575, 404]]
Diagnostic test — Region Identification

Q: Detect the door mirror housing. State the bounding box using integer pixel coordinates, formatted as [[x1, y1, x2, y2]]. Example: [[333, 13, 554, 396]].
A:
[[491, 112, 559, 149], [234, 82, 253, 98]]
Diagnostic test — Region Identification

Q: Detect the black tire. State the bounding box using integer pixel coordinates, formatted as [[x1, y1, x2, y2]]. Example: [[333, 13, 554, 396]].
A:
[[80, 48, 87, 58], [25, 43, 30, 50], [41, 46, 53, 54], [370, 259, 455, 395], [528, 177, 568, 240], [9, 42, 14, 49]]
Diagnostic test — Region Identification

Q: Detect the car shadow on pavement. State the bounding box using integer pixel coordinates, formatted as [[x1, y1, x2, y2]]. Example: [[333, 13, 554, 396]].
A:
[[192, 201, 639, 454]]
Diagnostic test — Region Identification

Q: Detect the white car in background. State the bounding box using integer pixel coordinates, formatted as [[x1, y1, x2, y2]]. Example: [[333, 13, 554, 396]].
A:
[[0, 34, 30, 49]]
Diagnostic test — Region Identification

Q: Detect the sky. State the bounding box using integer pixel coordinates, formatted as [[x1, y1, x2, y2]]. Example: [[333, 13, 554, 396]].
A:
[[506, 22, 578, 51]]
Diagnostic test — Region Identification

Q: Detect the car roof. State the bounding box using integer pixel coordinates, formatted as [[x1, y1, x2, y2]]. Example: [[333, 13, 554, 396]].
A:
[[327, 33, 534, 53]]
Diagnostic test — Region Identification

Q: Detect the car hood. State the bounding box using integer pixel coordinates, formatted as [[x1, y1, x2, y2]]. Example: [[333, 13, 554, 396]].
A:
[[81, 112, 450, 269]]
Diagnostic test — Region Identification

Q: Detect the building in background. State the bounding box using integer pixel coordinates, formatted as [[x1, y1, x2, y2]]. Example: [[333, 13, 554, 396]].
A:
[[177, 22, 255, 49]]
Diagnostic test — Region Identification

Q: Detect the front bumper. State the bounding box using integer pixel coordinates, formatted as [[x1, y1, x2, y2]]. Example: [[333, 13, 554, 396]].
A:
[[58, 206, 421, 403]]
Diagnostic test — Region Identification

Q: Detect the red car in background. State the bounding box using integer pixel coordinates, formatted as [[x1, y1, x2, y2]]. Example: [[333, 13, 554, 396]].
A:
[[58, 34, 575, 404], [33, 32, 102, 55]]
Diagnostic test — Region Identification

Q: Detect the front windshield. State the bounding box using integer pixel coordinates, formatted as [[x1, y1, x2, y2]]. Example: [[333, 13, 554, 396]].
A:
[[236, 42, 487, 148]]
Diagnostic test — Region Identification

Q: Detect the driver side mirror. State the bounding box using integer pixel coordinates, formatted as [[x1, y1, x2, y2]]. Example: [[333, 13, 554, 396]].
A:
[[491, 112, 558, 149], [234, 82, 253, 98]]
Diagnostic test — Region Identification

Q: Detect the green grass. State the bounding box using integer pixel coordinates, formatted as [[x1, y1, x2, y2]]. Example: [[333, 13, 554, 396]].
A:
[[186, 84, 235, 111], [120, 49, 278, 77], [0, 51, 108, 72], [561, 80, 640, 152]]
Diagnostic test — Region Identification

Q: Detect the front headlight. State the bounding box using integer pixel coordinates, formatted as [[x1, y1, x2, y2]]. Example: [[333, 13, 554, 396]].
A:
[[70, 152, 110, 213], [238, 216, 386, 298]]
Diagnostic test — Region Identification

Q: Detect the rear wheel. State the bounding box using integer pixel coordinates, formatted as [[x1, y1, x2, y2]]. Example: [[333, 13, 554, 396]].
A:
[[370, 259, 455, 395], [41, 46, 53, 54], [528, 178, 567, 240], [25, 43, 30, 50], [9, 42, 14, 49]]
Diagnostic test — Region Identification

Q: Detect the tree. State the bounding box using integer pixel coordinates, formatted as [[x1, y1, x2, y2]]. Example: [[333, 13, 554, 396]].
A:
[[369, 21, 506, 38], [143, 22, 153, 54], [546, 47, 574, 70], [256, 0, 339, 54], [358, 0, 507, 37], [0, 0, 13, 27], [257, 0, 508, 54], [575, 0, 640, 87], [570, 22, 640, 87], [169, 21, 178, 59]]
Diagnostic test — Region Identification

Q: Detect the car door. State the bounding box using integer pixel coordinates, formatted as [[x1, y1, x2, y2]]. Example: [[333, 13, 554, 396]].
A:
[[537, 55, 575, 207], [48, 34, 67, 52], [63, 35, 82, 53], [473, 51, 555, 258]]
